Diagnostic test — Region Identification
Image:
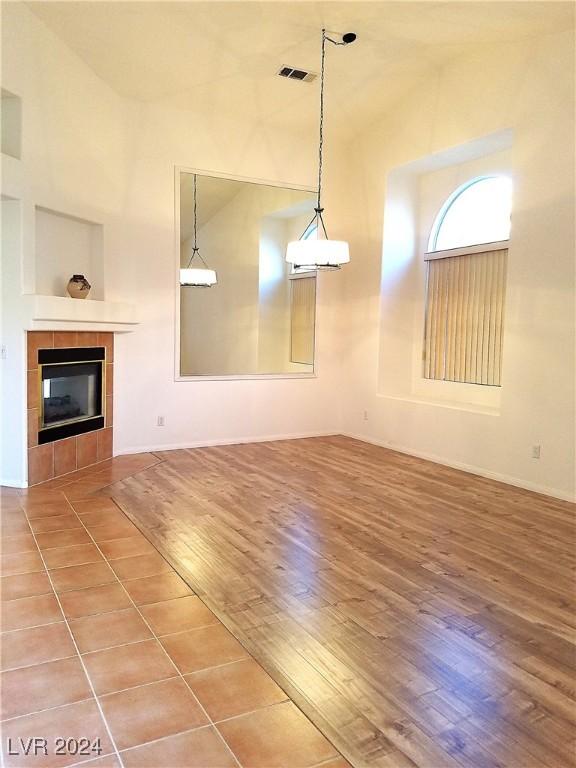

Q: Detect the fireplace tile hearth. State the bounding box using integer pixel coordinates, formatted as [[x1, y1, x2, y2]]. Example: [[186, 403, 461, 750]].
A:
[[105, 395, 113, 428], [26, 331, 53, 370], [54, 436, 77, 476], [97, 427, 113, 462], [26, 331, 115, 486], [105, 363, 114, 396], [54, 330, 78, 348], [28, 443, 54, 486], [27, 408, 38, 448], [77, 432, 99, 469], [27, 369, 39, 409], [98, 332, 114, 362]]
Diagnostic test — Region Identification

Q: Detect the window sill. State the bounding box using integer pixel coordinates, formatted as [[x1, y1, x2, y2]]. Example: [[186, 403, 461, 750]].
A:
[[378, 393, 501, 416], [424, 239, 509, 261]]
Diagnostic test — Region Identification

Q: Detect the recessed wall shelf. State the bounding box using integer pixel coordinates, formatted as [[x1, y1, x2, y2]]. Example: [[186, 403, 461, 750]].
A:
[[34, 206, 104, 299]]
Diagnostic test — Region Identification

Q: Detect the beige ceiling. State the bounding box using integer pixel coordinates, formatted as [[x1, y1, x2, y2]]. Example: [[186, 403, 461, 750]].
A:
[[27, 1, 574, 135]]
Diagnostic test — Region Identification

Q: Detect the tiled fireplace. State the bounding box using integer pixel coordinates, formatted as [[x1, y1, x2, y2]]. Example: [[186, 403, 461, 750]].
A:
[[27, 331, 114, 485]]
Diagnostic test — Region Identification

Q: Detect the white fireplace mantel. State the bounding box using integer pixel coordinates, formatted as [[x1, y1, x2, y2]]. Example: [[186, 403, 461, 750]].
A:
[[22, 294, 138, 332]]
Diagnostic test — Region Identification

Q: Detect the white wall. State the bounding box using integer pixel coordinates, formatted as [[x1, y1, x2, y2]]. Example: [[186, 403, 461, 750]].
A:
[[0, 199, 27, 486], [340, 30, 576, 500]]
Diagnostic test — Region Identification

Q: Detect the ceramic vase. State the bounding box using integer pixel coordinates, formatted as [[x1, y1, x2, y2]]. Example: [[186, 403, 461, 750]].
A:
[[67, 274, 91, 299]]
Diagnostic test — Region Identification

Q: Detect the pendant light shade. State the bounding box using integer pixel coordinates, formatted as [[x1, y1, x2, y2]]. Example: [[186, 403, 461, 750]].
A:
[[180, 174, 217, 287], [286, 238, 349, 269], [286, 29, 356, 270], [179, 267, 217, 287]]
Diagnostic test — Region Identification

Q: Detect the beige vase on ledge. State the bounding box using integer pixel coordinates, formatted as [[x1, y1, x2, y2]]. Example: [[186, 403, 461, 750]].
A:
[[67, 274, 91, 299]]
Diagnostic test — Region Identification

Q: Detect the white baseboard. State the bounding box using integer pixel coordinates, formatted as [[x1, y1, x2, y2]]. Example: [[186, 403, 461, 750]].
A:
[[342, 432, 576, 503], [114, 431, 340, 457], [5, 432, 573, 502]]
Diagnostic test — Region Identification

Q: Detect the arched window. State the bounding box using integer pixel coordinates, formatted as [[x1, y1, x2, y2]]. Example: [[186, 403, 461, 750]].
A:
[[429, 176, 512, 252], [423, 176, 512, 386]]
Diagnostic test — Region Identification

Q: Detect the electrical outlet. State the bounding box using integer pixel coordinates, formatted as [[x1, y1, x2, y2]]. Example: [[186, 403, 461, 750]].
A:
[[532, 445, 541, 459], [0, 345, 6, 360], [157, 416, 165, 427], [363, 410, 368, 421]]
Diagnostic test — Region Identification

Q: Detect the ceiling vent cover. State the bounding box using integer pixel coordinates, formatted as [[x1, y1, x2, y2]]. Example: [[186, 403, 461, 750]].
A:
[[278, 67, 317, 82]]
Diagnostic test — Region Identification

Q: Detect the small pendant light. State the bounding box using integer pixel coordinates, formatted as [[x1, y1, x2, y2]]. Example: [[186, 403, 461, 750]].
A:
[[180, 174, 217, 287], [286, 29, 356, 270]]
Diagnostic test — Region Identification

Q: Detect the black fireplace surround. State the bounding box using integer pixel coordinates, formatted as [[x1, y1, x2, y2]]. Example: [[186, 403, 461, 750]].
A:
[[38, 347, 105, 444]]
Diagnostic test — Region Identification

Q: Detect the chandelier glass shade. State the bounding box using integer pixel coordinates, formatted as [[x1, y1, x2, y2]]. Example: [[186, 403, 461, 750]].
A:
[[179, 266, 217, 287], [285, 236, 349, 269]]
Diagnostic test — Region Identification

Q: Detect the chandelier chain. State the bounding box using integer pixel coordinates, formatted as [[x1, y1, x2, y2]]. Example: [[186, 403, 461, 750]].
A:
[[193, 172, 198, 251], [186, 173, 210, 269], [317, 28, 326, 211]]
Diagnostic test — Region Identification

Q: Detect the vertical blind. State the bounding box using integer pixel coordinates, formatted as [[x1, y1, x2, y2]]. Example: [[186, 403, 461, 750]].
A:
[[290, 277, 316, 365], [423, 248, 507, 385]]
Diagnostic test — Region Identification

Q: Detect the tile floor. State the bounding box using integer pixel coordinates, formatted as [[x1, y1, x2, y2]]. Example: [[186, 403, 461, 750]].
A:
[[1, 458, 348, 768]]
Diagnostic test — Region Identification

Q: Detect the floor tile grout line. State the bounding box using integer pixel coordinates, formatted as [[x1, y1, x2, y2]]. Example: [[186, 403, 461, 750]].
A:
[[94, 673, 179, 699], [174, 656, 254, 674], [0, 695, 95, 725], [44, 561, 171, 578], [15, 509, 125, 768], [116, 722, 214, 756], [93, 673, 291, 721], [66, 752, 117, 768], [31, 579, 124, 597], [52, 580, 119, 595], [210, 698, 295, 727], [0, 618, 66, 633], [0, 569, 47, 579], [34, 573, 192, 598], [65, 495, 244, 768], [4, 632, 262, 679], [0, 651, 78, 674]]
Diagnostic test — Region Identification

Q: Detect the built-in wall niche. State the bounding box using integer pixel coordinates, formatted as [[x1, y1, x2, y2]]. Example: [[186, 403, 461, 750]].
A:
[[1, 89, 22, 159], [34, 206, 104, 300]]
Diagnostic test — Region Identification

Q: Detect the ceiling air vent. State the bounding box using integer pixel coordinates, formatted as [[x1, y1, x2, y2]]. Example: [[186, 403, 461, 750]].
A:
[[278, 67, 317, 83]]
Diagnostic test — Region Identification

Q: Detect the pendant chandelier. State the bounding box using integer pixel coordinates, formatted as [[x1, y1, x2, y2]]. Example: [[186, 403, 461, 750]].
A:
[[180, 174, 217, 287], [286, 29, 356, 270]]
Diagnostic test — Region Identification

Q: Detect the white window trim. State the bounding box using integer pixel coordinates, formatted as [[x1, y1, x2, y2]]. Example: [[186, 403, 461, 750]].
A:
[[289, 270, 317, 280], [424, 239, 509, 261]]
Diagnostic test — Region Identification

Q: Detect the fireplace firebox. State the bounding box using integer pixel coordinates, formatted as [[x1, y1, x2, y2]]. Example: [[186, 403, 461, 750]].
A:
[[38, 347, 105, 444]]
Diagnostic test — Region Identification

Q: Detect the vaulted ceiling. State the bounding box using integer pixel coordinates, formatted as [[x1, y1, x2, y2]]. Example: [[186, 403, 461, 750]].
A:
[[27, 1, 574, 136]]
